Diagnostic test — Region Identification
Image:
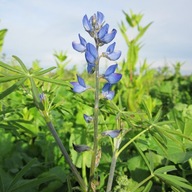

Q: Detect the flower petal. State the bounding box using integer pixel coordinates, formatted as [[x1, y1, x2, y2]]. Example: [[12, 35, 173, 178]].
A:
[[86, 43, 98, 58], [98, 24, 109, 39], [106, 42, 116, 53], [105, 73, 122, 84], [70, 82, 87, 93], [79, 34, 87, 46], [77, 75, 86, 87], [82, 15, 92, 32], [97, 11, 104, 26], [100, 29, 117, 44], [87, 63, 95, 74], [73, 143, 91, 153], [72, 42, 86, 52], [101, 130, 121, 138], [105, 64, 118, 76], [102, 83, 111, 92], [83, 114, 93, 123], [106, 51, 121, 61]]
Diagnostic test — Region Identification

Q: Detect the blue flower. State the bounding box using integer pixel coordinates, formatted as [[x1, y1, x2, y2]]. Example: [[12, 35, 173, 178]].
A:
[[103, 42, 121, 61], [101, 129, 122, 138], [97, 24, 117, 45], [85, 43, 98, 64], [83, 114, 93, 123], [83, 11, 104, 37], [103, 64, 122, 84], [72, 34, 87, 52], [102, 83, 115, 100], [87, 63, 95, 74], [70, 75, 90, 93], [73, 143, 91, 153]]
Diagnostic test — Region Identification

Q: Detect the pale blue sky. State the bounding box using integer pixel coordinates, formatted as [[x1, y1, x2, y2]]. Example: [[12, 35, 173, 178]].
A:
[[0, 0, 192, 74]]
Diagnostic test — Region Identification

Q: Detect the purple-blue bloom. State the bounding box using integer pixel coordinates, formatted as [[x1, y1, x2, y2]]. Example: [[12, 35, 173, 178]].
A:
[[83, 11, 104, 37], [98, 24, 117, 45], [103, 64, 122, 84], [103, 42, 121, 61], [72, 34, 87, 52], [101, 129, 122, 138], [87, 63, 95, 74], [85, 43, 98, 64], [83, 114, 93, 123], [70, 75, 90, 93], [102, 83, 115, 100]]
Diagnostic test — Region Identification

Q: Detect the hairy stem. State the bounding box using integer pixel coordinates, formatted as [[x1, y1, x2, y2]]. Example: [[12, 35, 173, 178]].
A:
[[106, 138, 121, 192], [89, 60, 100, 181], [47, 121, 87, 191]]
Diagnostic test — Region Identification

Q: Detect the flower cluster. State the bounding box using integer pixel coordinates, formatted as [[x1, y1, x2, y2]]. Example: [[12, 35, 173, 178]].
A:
[[71, 11, 122, 100], [71, 11, 122, 152]]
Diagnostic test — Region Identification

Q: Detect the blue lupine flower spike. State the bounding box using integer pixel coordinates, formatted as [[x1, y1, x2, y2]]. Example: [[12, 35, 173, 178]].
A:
[[70, 75, 90, 93], [73, 143, 91, 153], [103, 64, 122, 84], [102, 83, 115, 100], [101, 129, 122, 138], [72, 34, 87, 52], [103, 42, 121, 61], [83, 114, 93, 123]]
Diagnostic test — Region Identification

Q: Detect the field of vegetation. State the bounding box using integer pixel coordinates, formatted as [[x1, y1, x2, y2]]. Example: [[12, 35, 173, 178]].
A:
[[0, 11, 192, 192]]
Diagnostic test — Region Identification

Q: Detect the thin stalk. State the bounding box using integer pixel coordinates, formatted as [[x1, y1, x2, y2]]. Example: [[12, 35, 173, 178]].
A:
[[131, 174, 154, 192], [47, 121, 87, 191], [89, 58, 100, 183], [106, 138, 121, 192], [117, 125, 153, 156]]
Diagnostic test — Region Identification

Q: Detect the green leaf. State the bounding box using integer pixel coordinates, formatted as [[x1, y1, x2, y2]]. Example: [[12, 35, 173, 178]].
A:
[[0, 29, 7, 52], [10, 176, 56, 192], [13, 55, 28, 74], [33, 66, 56, 76], [154, 165, 176, 174], [0, 77, 27, 99], [29, 77, 44, 111], [155, 173, 192, 191], [135, 22, 152, 43], [7, 158, 37, 191], [0, 60, 24, 74], [0, 75, 25, 83], [34, 75, 68, 86], [143, 180, 153, 192]]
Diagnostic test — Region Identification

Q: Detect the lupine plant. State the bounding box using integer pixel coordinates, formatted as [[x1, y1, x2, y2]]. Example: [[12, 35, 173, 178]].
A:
[[71, 11, 122, 191], [0, 10, 192, 192]]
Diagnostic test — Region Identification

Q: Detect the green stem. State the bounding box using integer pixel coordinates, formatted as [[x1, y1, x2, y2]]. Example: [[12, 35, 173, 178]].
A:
[[89, 56, 100, 188], [106, 138, 121, 192], [117, 125, 153, 156], [46, 121, 87, 191], [131, 174, 154, 192]]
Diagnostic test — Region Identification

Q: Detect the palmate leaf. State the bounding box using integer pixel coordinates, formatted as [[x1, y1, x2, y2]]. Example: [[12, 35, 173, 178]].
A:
[[0, 29, 7, 52], [0, 77, 27, 99], [155, 173, 192, 191]]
